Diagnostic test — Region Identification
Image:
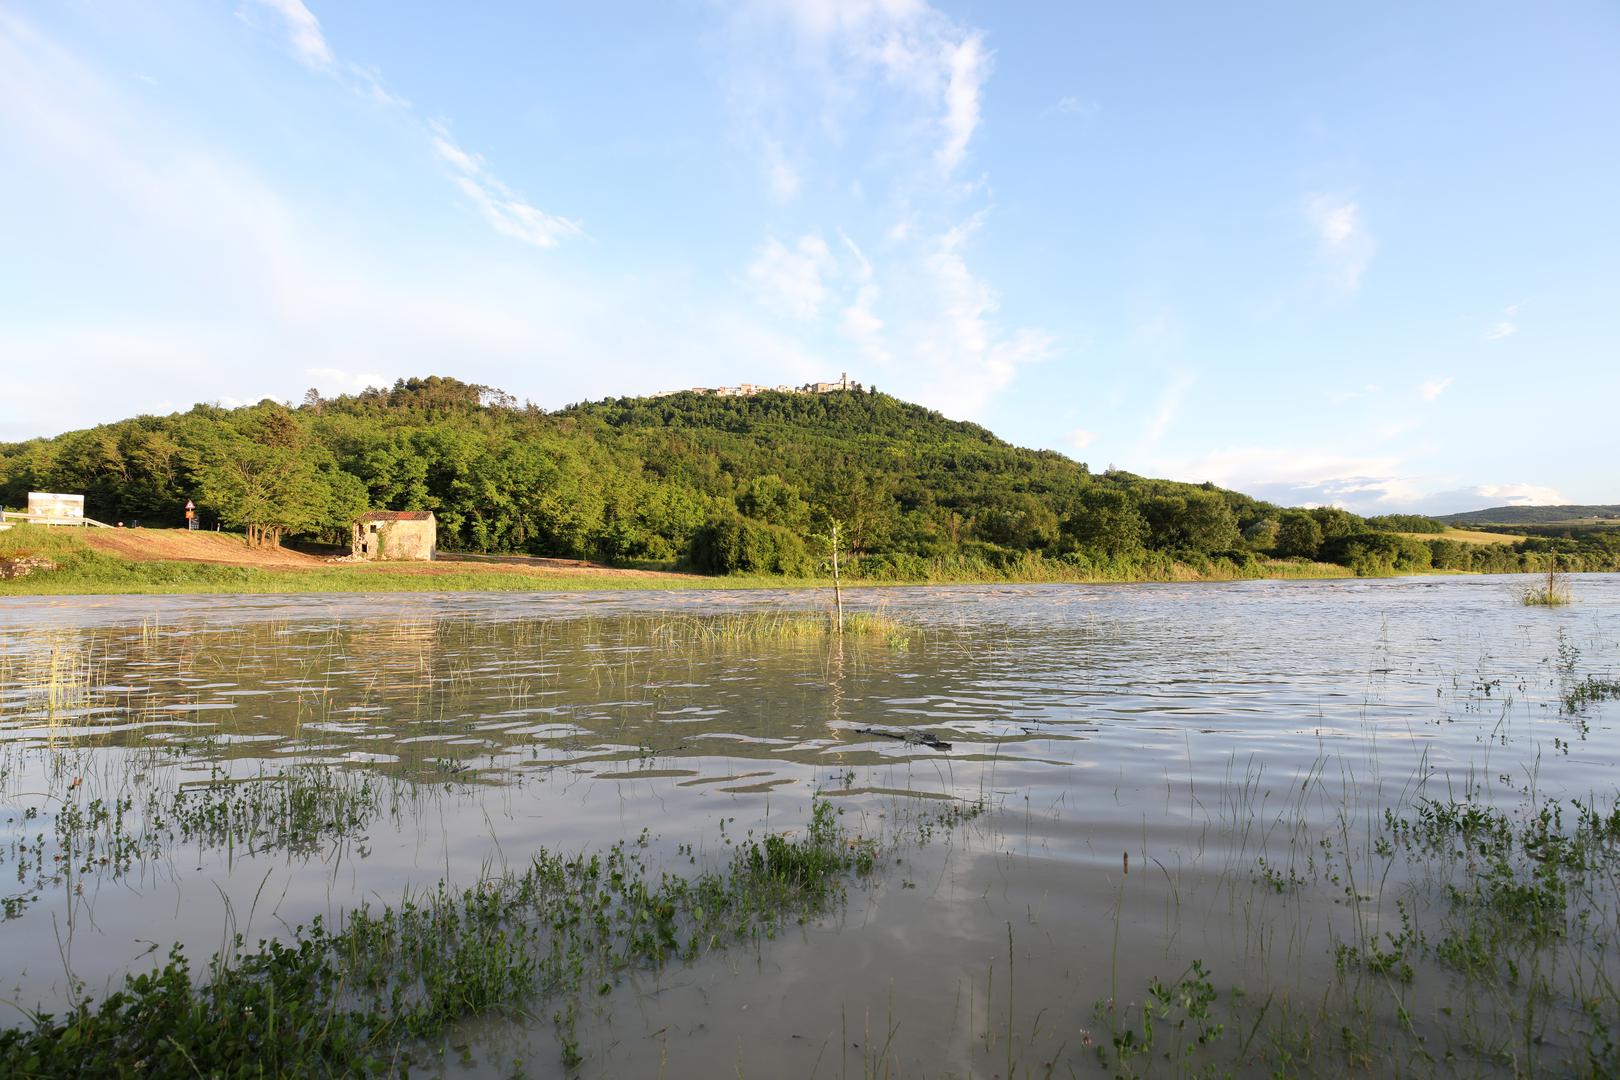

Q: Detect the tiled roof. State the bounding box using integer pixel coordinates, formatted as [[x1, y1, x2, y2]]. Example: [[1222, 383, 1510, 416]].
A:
[[355, 511, 435, 522]]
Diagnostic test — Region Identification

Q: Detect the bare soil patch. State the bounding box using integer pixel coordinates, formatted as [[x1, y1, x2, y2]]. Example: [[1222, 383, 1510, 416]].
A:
[[85, 529, 324, 567], [83, 528, 694, 580]]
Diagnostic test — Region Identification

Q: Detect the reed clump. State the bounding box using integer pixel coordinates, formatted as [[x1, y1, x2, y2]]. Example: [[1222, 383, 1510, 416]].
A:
[[1522, 565, 1573, 606], [643, 609, 912, 647]]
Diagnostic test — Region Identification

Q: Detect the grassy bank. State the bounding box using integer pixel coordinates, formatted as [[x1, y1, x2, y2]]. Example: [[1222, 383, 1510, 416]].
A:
[[0, 526, 1360, 596]]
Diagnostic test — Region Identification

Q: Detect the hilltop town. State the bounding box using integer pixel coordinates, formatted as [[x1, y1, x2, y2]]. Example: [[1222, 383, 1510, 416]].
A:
[[650, 373, 858, 399]]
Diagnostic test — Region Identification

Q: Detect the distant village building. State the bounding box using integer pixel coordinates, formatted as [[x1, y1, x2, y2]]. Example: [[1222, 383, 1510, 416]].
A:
[[352, 511, 436, 561], [652, 373, 855, 399]]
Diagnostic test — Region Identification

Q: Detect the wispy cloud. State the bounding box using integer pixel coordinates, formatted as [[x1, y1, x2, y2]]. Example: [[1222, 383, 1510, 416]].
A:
[[746, 234, 835, 319], [837, 230, 890, 364], [719, 4, 1042, 416], [1330, 383, 1382, 405], [249, 0, 332, 71], [429, 122, 582, 249], [245, 2, 575, 250], [916, 214, 1054, 413], [0, 10, 873, 438], [1483, 302, 1521, 341], [739, 213, 1051, 416], [1047, 95, 1098, 117], [1149, 445, 1413, 508], [1305, 194, 1375, 291], [936, 31, 988, 172], [1419, 376, 1453, 401], [1144, 439, 1571, 515], [305, 367, 391, 394], [763, 139, 800, 201], [1469, 483, 1565, 506], [738, 0, 993, 182], [1143, 372, 1195, 443], [1068, 428, 1097, 451]]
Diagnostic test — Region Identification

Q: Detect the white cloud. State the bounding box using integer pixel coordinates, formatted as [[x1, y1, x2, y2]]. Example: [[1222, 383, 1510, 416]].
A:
[[242, 4, 576, 251], [747, 234, 836, 318], [1469, 483, 1565, 506], [1330, 383, 1381, 405], [1305, 194, 1375, 291], [763, 139, 801, 201], [738, 0, 992, 179], [1068, 428, 1097, 451], [0, 11, 878, 438], [305, 367, 391, 394], [1483, 303, 1521, 340], [250, 0, 332, 70], [1143, 441, 1573, 516], [429, 121, 583, 249], [738, 213, 1051, 417], [837, 231, 890, 363], [911, 215, 1054, 414], [1146, 445, 1425, 511], [1048, 96, 1098, 117], [1419, 376, 1453, 401], [1143, 372, 1195, 443], [936, 31, 987, 172]]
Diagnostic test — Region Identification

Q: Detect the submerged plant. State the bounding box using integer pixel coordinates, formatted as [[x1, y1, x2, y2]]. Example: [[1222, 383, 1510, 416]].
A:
[[0, 801, 884, 1076]]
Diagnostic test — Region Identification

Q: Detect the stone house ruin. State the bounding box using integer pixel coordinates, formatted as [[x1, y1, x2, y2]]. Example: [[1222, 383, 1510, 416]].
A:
[[352, 511, 436, 561]]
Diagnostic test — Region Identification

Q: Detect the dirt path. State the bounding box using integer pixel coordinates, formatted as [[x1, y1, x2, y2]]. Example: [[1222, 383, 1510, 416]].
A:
[[85, 529, 324, 567], [83, 529, 695, 580]]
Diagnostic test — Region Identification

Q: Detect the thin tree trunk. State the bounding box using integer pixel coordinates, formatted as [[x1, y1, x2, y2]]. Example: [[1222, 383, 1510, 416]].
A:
[[831, 520, 843, 633]]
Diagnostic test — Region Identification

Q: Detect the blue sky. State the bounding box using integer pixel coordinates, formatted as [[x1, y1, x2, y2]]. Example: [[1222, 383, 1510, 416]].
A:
[[2, 1, 1616, 514]]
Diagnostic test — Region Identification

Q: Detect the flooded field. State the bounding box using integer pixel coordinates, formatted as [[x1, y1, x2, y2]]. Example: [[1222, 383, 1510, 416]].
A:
[[3, 575, 1619, 1077]]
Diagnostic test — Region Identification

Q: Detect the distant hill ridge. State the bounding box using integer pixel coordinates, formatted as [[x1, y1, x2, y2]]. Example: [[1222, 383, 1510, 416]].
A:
[[2, 375, 1617, 578], [1439, 505, 1620, 526]]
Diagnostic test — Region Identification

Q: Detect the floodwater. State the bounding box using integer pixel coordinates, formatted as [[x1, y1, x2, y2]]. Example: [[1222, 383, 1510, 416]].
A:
[[2, 574, 1618, 1076]]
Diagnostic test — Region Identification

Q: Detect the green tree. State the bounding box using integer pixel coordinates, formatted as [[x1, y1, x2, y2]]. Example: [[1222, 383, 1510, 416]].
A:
[[1062, 488, 1148, 558], [1276, 511, 1324, 559]]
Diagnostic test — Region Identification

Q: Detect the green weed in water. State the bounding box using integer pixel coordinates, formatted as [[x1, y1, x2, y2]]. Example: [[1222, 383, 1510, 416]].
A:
[[0, 801, 884, 1076]]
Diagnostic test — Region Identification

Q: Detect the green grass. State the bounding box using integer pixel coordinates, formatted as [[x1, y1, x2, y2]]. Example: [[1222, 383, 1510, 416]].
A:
[[0, 526, 1363, 595]]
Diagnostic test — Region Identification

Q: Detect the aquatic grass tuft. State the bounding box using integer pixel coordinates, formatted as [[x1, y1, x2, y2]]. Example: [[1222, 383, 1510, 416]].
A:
[[1522, 565, 1573, 606], [1562, 675, 1620, 713], [642, 608, 913, 648]]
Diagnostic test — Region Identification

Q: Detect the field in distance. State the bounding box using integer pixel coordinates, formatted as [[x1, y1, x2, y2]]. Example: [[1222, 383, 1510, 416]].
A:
[[1401, 527, 1530, 545]]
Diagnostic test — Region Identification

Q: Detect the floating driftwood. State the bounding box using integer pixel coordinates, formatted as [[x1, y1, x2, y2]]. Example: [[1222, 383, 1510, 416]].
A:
[[853, 726, 952, 751]]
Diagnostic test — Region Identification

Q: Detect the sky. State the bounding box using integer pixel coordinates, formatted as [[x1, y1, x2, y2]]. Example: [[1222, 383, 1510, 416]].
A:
[[2, 1, 1617, 515]]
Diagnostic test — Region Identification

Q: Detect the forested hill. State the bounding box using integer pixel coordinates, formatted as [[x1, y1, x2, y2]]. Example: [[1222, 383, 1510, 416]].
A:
[[1439, 504, 1620, 527], [2, 376, 1615, 578]]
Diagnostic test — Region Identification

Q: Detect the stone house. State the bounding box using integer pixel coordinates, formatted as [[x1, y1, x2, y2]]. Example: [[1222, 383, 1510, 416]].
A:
[[352, 511, 436, 561]]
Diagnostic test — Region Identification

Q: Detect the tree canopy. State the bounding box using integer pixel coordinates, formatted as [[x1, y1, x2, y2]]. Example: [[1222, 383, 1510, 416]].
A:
[[4, 377, 1616, 577]]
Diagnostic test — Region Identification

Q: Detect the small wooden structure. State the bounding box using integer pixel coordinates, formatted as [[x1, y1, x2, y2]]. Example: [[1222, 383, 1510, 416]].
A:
[[352, 511, 436, 561]]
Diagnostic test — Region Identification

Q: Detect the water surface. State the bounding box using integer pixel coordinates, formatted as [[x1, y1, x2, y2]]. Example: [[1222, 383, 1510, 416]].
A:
[[2, 575, 1617, 1075]]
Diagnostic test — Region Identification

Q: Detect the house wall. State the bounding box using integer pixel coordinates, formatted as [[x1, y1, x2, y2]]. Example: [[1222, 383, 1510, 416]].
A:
[[352, 519, 436, 561]]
